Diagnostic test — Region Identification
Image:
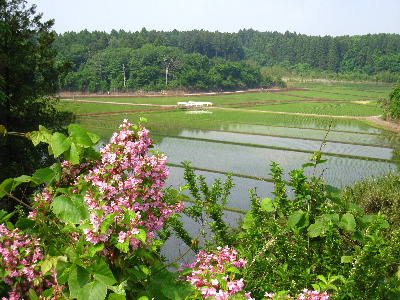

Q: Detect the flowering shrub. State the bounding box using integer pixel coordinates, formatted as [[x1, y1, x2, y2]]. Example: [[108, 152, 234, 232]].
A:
[[264, 289, 329, 300], [0, 224, 63, 300], [183, 246, 253, 300], [0, 120, 189, 299]]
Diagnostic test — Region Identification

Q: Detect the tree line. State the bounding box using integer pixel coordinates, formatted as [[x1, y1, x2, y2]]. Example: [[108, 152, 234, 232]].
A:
[[54, 28, 400, 93]]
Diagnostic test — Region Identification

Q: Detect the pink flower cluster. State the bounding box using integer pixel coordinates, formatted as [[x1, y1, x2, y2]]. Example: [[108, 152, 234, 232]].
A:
[[81, 120, 183, 248], [184, 246, 253, 300], [264, 289, 330, 300], [31, 120, 184, 252], [0, 225, 62, 300]]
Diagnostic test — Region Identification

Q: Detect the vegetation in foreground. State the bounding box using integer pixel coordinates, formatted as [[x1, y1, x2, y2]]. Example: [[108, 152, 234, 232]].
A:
[[0, 121, 399, 300]]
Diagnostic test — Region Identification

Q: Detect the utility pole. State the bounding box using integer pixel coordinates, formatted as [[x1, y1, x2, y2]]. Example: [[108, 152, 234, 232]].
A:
[[122, 64, 126, 87]]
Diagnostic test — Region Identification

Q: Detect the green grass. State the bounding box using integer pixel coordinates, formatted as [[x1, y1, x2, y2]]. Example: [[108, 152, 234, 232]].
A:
[[56, 100, 166, 114], [278, 90, 376, 100], [247, 102, 383, 116]]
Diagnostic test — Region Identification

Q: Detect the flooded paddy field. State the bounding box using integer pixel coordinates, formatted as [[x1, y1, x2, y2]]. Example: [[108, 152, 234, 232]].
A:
[[57, 83, 399, 216]]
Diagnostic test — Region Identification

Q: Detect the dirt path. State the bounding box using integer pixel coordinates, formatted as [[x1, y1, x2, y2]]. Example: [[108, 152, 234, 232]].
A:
[[362, 116, 400, 134]]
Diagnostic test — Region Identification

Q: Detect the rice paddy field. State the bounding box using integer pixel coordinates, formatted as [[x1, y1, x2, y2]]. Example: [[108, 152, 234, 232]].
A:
[[57, 82, 400, 217]]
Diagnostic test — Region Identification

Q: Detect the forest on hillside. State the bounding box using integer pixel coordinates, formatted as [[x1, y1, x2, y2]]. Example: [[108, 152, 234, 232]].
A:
[[54, 29, 400, 92]]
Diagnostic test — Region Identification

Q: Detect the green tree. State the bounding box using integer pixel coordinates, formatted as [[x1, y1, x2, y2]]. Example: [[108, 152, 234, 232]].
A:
[[0, 0, 73, 211], [382, 80, 400, 120]]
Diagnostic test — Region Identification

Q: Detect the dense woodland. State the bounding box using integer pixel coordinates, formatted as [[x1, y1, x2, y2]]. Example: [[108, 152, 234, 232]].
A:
[[54, 29, 400, 92]]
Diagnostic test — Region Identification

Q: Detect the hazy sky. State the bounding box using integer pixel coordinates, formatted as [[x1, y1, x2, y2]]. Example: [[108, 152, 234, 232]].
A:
[[27, 0, 400, 37]]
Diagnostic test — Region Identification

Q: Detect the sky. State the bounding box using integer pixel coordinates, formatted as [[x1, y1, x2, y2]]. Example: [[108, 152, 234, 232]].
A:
[[26, 0, 400, 37]]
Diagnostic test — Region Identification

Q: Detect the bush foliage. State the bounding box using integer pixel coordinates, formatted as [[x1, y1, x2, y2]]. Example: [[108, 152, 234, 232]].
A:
[[0, 121, 399, 300]]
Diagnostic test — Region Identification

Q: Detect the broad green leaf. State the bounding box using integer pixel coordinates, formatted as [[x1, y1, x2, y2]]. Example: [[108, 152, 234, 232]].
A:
[[302, 162, 315, 168], [87, 243, 105, 257], [308, 222, 324, 238], [28, 289, 40, 300], [15, 218, 36, 230], [51, 195, 89, 224], [347, 202, 364, 216], [340, 213, 356, 231], [378, 219, 390, 229], [100, 213, 118, 234], [51, 132, 71, 157], [69, 124, 96, 147], [93, 258, 117, 286], [136, 229, 147, 243], [31, 168, 55, 185], [87, 131, 101, 145], [14, 175, 32, 183], [241, 211, 254, 229], [56, 260, 71, 285], [326, 184, 343, 198], [29, 125, 52, 146], [68, 265, 90, 298], [116, 239, 130, 253], [161, 281, 194, 300], [341, 255, 353, 263], [137, 297, 149, 300], [65, 142, 80, 164], [0, 125, 6, 134], [0, 178, 20, 198], [226, 266, 240, 274], [261, 197, 275, 212], [108, 280, 127, 296], [287, 210, 308, 229], [77, 280, 107, 300], [108, 293, 126, 300]]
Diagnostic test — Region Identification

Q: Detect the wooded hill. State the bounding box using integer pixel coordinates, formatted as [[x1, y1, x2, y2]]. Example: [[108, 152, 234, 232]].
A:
[[54, 29, 400, 92]]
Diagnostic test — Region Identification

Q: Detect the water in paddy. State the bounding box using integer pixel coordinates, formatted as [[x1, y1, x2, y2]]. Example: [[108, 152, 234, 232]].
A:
[[87, 117, 399, 212], [84, 114, 399, 262], [84, 113, 399, 222]]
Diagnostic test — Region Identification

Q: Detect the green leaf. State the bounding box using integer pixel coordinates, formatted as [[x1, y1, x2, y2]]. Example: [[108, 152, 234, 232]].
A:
[[87, 243, 105, 257], [308, 221, 324, 238], [56, 261, 71, 285], [287, 210, 308, 229], [77, 280, 107, 300], [241, 211, 254, 229], [341, 255, 353, 263], [108, 293, 126, 300], [51, 132, 71, 157], [51, 195, 89, 224], [0, 125, 6, 134], [0, 178, 20, 197], [31, 168, 55, 185], [69, 124, 96, 147], [87, 131, 101, 145], [302, 162, 315, 168], [347, 202, 364, 216], [14, 175, 33, 183], [68, 265, 90, 299], [29, 289, 40, 300], [65, 142, 80, 164], [326, 184, 343, 198], [340, 213, 356, 231], [93, 258, 117, 286], [29, 125, 52, 146], [136, 229, 147, 243], [116, 239, 130, 253], [160, 281, 194, 300], [261, 197, 276, 212], [100, 213, 118, 234], [15, 218, 36, 230], [108, 280, 127, 296]]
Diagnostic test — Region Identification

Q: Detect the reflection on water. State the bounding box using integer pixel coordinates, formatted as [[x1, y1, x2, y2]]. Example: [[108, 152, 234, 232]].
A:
[[153, 137, 397, 190], [85, 117, 399, 211]]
